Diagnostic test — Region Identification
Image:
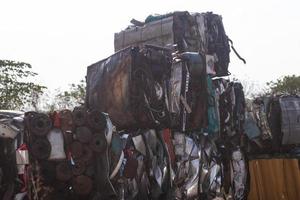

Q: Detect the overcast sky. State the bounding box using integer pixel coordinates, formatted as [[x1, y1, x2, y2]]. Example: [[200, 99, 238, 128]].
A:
[[1, 0, 300, 91]]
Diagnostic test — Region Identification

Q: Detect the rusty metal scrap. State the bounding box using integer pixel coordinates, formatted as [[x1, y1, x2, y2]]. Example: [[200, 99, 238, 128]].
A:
[[59, 109, 73, 132], [28, 113, 52, 137], [75, 126, 93, 143], [30, 138, 51, 160], [3, 96, 249, 200], [56, 162, 72, 181], [0, 10, 256, 200], [14, 108, 117, 199], [72, 106, 87, 126], [72, 175, 93, 195], [90, 134, 107, 153]]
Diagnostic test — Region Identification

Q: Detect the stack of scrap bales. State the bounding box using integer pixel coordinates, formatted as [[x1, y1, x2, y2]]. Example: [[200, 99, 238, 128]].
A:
[[86, 45, 208, 131], [245, 95, 300, 157], [114, 11, 231, 76], [23, 108, 118, 200], [86, 11, 249, 200], [0, 10, 251, 200]]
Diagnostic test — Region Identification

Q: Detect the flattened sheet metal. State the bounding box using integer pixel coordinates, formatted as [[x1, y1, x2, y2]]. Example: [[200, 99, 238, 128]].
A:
[[0, 122, 18, 139], [280, 96, 300, 145], [87, 46, 174, 129], [244, 111, 261, 139], [169, 62, 182, 115], [114, 16, 174, 51], [132, 135, 146, 156], [185, 161, 200, 199], [231, 149, 247, 200], [86, 47, 137, 129]]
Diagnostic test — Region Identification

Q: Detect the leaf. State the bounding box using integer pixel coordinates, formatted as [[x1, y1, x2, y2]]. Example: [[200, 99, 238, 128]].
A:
[[0, 59, 46, 110]]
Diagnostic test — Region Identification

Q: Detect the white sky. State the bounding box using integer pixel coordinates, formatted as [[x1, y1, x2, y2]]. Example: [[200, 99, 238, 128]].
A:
[[1, 0, 300, 91]]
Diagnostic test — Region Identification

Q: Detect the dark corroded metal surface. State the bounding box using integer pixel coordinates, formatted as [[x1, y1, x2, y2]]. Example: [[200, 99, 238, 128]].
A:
[[72, 106, 87, 126], [29, 113, 52, 137], [86, 47, 136, 129], [75, 126, 92, 143], [56, 162, 72, 181], [30, 138, 51, 160], [90, 134, 107, 153], [86, 46, 173, 129], [72, 175, 93, 195]]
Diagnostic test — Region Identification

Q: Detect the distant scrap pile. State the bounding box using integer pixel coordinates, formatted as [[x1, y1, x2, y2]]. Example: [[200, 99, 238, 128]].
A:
[[245, 95, 300, 158]]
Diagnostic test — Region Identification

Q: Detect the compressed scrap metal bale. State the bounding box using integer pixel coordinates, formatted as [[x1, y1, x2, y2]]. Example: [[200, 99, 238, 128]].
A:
[[114, 11, 231, 76], [22, 108, 118, 199], [86, 47, 135, 129], [86, 46, 209, 131], [114, 12, 198, 52], [245, 95, 300, 157], [279, 95, 300, 145], [86, 46, 172, 129], [115, 14, 174, 50]]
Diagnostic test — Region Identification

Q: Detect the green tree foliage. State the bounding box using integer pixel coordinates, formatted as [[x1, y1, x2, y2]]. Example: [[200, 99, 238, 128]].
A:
[[267, 75, 300, 95], [54, 79, 86, 109], [0, 60, 46, 110]]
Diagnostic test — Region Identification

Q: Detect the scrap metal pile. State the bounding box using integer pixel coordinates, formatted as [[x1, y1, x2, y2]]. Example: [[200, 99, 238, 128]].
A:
[[244, 95, 300, 158], [1, 10, 279, 200], [1, 10, 300, 200], [0, 109, 242, 200], [23, 108, 116, 199], [2, 108, 118, 200], [85, 11, 249, 200]]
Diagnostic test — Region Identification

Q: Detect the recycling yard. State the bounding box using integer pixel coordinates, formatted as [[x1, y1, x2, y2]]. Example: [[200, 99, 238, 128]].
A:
[[1, 4, 300, 200]]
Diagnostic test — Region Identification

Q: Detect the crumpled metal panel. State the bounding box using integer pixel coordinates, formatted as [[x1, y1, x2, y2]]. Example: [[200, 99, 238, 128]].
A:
[[231, 148, 248, 200], [244, 111, 261, 139], [114, 11, 230, 76], [184, 159, 200, 199], [0, 122, 18, 139], [253, 97, 272, 140], [280, 96, 300, 145], [114, 16, 174, 51], [86, 47, 137, 128], [169, 62, 182, 115], [87, 46, 173, 129], [114, 12, 200, 53]]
